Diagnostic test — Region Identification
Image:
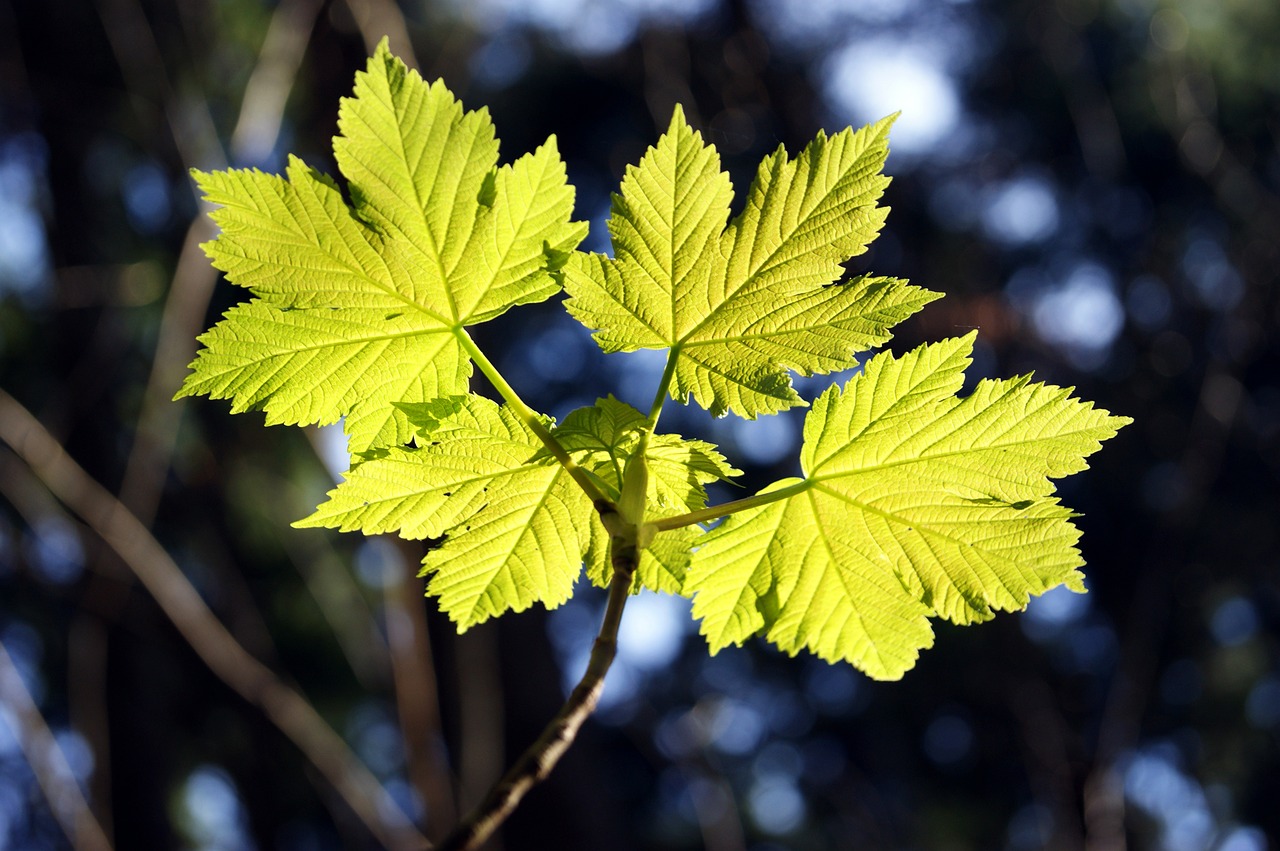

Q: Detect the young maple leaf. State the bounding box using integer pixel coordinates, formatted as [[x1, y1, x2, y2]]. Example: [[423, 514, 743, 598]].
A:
[[177, 40, 586, 453], [298, 395, 737, 625], [684, 333, 1131, 680], [562, 106, 940, 418], [297, 395, 593, 627]]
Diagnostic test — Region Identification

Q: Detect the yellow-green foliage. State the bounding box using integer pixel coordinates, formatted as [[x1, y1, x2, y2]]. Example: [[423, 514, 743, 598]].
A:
[[182, 41, 1128, 680]]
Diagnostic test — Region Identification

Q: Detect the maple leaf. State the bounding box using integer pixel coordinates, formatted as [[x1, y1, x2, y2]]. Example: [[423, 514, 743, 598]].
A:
[[561, 106, 940, 417], [297, 395, 593, 627], [299, 395, 739, 622], [684, 333, 1131, 680], [177, 40, 586, 453]]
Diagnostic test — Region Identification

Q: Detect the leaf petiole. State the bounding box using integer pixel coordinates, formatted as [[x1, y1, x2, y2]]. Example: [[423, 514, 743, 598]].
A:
[[644, 344, 682, 434], [651, 477, 811, 531], [456, 328, 612, 507]]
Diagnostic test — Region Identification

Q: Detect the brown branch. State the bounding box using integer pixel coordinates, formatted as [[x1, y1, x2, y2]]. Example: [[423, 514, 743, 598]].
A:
[[438, 521, 641, 851], [95, 0, 225, 171], [0, 388, 430, 851], [1036, 8, 1128, 178], [65, 613, 115, 843], [116, 0, 323, 526], [388, 539, 457, 840], [343, 0, 418, 70], [1010, 678, 1086, 850], [116, 211, 219, 525], [455, 623, 505, 823], [0, 449, 123, 843], [230, 0, 324, 164], [0, 639, 113, 851], [1078, 43, 1264, 828], [84, 11, 319, 834]]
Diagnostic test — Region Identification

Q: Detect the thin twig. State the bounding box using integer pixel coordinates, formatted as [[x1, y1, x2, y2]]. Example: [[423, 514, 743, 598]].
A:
[[343, 0, 418, 70], [65, 613, 115, 842], [0, 388, 429, 851], [116, 0, 322, 525], [438, 517, 640, 851], [1009, 677, 1086, 850], [388, 539, 457, 840], [455, 623, 505, 821], [95, 0, 225, 171], [0, 639, 113, 851], [116, 216, 218, 525], [230, 0, 324, 164], [88, 9, 318, 833]]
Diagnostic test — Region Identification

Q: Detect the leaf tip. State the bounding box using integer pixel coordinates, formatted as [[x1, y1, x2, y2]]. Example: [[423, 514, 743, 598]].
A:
[[290, 505, 331, 531]]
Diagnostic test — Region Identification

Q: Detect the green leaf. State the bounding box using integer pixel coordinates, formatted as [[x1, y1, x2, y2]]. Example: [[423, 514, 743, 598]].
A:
[[555, 396, 739, 593], [297, 396, 595, 628], [685, 334, 1131, 680], [179, 297, 469, 451], [178, 40, 585, 452], [298, 393, 742, 621], [336, 46, 585, 322], [562, 108, 939, 417]]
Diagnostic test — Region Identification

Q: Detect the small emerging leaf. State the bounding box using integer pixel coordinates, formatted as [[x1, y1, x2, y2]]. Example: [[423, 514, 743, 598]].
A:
[[298, 396, 594, 628], [556, 396, 739, 593], [300, 395, 743, 622]]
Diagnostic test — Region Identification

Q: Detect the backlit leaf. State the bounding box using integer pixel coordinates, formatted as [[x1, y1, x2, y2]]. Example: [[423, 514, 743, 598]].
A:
[[686, 334, 1131, 679], [179, 40, 585, 453]]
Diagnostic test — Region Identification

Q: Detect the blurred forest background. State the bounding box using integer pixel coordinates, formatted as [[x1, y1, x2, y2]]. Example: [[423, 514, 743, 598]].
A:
[[1, 0, 1278, 848]]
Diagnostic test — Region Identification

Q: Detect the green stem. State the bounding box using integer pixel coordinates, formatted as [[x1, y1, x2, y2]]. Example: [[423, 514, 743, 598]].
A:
[[621, 346, 681, 529], [457, 329, 610, 507], [643, 345, 681, 435], [650, 478, 811, 531]]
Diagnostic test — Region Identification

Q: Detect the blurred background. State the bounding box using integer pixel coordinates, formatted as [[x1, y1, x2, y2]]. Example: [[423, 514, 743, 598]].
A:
[[1, 0, 1277, 848]]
